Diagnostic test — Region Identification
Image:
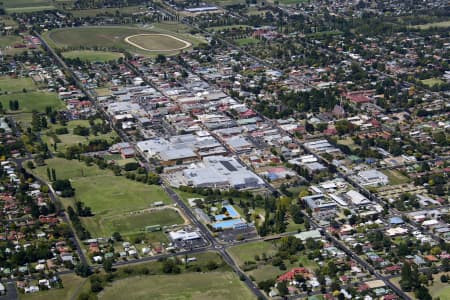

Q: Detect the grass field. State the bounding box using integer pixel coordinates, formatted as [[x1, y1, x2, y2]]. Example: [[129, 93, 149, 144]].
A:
[[100, 209, 184, 237], [235, 37, 260, 46], [421, 78, 445, 87], [62, 50, 124, 62], [70, 175, 171, 214], [70, 6, 144, 17], [0, 76, 36, 93], [228, 241, 277, 265], [33, 158, 173, 238], [20, 274, 87, 300], [413, 21, 450, 29], [43, 25, 203, 56], [0, 91, 64, 113], [34, 157, 110, 180], [98, 272, 255, 300], [381, 169, 410, 185]]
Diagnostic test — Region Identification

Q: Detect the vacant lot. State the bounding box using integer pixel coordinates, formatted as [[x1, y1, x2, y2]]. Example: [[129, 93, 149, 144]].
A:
[[125, 34, 190, 51], [62, 50, 124, 62], [228, 241, 277, 265], [98, 272, 255, 300], [0, 91, 64, 113], [381, 169, 410, 185]]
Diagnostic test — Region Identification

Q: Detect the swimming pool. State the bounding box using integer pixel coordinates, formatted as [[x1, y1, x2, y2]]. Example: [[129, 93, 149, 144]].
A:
[[214, 205, 240, 221]]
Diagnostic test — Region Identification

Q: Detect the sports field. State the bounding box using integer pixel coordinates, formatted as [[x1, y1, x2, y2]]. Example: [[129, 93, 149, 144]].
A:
[[62, 50, 124, 62], [421, 78, 445, 87], [43, 26, 202, 56], [98, 272, 256, 300], [1, 0, 59, 13], [101, 208, 184, 236], [125, 34, 191, 51]]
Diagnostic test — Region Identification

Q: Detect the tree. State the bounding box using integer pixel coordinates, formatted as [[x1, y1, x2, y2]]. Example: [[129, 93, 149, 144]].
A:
[[414, 285, 431, 300], [112, 232, 122, 242], [75, 263, 91, 277], [277, 281, 288, 296], [103, 258, 113, 273], [155, 54, 167, 64]]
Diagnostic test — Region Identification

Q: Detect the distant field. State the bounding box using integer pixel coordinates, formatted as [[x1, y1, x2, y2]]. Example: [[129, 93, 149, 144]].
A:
[[98, 272, 256, 300], [413, 21, 450, 29], [0, 91, 64, 113], [62, 50, 124, 62], [421, 78, 445, 87], [69, 6, 144, 17], [43, 26, 203, 56], [20, 274, 87, 300]]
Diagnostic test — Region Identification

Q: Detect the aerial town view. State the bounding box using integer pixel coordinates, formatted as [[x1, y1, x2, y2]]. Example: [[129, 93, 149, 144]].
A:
[[0, 0, 448, 299]]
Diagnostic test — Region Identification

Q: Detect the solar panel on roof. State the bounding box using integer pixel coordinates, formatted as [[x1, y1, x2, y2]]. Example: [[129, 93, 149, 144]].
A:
[[220, 160, 237, 172]]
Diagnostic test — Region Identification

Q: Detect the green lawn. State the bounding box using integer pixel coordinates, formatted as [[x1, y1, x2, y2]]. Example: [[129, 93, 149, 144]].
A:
[[98, 272, 255, 300], [0, 91, 64, 113], [430, 273, 450, 300], [228, 241, 277, 266], [62, 50, 124, 62], [0, 36, 23, 48], [20, 274, 87, 300], [421, 78, 445, 87]]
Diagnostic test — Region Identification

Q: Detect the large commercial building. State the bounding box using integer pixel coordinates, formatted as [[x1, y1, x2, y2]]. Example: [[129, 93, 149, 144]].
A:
[[181, 156, 265, 190]]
